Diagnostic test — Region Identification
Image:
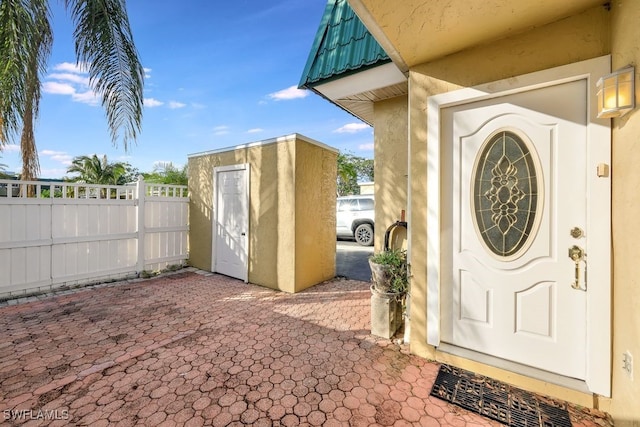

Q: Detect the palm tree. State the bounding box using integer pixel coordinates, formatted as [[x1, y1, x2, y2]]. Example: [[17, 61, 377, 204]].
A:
[[144, 161, 188, 185], [0, 0, 144, 182], [67, 154, 129, 185]]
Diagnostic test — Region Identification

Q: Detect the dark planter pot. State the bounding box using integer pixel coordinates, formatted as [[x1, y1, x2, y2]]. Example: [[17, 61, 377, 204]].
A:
[[369, 259, 393, 293]]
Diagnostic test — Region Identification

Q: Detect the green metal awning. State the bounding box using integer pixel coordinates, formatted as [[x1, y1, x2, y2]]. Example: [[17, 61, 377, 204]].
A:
[[298, 0, 390, 89]]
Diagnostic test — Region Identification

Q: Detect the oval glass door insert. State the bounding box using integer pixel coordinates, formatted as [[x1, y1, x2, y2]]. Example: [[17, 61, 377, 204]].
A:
[[472, 129, 541, 258]]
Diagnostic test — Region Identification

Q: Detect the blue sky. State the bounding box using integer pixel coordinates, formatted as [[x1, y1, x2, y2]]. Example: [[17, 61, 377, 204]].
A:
[[0, 0, 373, 178]]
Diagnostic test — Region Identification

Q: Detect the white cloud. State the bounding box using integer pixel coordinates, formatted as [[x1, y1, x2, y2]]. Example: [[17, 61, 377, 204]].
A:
[[44, 62, 178, 110], [267, 86, 308, 101], [53, 62, 88, 73], [42, 81, 76, 96], [2, 144, 21, 153], [358, 143, 374, 151], [144, 98, 164, 108], [213, 125, 230, 136], [48, 73, 90, 86], [44, 62, 99, 106], [168, 101, 186, 109], [72, 90, 100, 105], [334, 123, 370, 133], [247, 128, 263, 134], [40, 150, 73, 166]]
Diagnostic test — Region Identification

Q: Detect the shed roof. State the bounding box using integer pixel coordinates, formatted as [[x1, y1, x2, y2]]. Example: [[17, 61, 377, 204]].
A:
[[187, 133, 339, 159], [298, 0, 390, 89]]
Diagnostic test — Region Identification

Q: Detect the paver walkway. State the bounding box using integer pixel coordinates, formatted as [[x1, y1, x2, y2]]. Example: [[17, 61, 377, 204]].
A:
[[0, 270, 610, 426]]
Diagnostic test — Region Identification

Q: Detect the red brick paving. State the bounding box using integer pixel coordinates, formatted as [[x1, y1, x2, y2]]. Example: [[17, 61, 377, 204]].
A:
[[0, 270, 611, 426]]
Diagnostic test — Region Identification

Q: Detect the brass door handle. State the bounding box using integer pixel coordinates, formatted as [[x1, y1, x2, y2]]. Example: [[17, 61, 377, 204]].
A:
[[568, 245, 586, 291]]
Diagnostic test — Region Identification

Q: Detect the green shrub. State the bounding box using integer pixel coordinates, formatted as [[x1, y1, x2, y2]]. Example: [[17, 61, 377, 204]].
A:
[[369, 249, 408, 294]]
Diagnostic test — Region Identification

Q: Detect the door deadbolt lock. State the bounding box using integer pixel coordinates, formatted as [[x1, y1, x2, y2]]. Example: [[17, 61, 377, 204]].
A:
[[570, 227, 584, 238]]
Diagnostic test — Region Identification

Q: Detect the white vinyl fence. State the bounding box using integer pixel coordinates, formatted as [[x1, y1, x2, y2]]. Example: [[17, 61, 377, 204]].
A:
[[0, 177, 189, 297]]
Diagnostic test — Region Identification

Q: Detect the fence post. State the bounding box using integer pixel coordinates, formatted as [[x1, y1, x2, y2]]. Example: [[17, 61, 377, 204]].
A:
[[136, 175, 146, 273]]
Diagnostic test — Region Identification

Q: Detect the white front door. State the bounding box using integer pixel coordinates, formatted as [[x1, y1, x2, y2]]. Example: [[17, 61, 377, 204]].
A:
[[442, 80, 587, 379], [213, 164, 249, 282], [427, 57, 612, 395]]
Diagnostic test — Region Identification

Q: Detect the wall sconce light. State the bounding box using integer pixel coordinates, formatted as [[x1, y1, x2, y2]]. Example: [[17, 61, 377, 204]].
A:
[[597, 66, 635, 118]]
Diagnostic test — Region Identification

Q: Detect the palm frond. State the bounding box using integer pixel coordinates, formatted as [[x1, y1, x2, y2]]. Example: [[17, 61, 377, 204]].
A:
[[0, 0, 52, 163], [66, 153, 131, 184], [66, 0, 144, 151]]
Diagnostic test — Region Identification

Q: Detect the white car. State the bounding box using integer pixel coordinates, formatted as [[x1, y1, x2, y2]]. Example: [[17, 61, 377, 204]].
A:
[[336, 195, 375, 246]]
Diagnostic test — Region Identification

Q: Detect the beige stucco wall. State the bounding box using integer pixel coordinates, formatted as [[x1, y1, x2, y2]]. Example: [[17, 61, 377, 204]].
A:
[[294, 141, 338, 292], [188, 134, 337, 293], [373, 96, 409, 252], [399, 4, 617, 410], [605, 1, 640, 424]]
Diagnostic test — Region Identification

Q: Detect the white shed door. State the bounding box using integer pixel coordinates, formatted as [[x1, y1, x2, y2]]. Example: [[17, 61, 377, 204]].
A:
[[441, 80, 588, 379], [213, 165, 249, 282]]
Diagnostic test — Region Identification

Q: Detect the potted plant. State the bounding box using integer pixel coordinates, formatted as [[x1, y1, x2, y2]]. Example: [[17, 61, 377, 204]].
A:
[[369, 249, 408, 338]]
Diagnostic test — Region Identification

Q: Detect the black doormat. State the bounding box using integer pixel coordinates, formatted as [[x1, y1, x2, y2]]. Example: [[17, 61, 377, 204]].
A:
[[430, 364, 572, 427]]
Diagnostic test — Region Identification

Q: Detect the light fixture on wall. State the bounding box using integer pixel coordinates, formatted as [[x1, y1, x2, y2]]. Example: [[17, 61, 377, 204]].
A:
[[597, 66, 635, 118]]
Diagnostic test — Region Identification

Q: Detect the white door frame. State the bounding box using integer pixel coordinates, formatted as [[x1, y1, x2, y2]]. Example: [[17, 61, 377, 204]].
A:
[[212, 163, 250, 282], [426, 56, 611, 396]]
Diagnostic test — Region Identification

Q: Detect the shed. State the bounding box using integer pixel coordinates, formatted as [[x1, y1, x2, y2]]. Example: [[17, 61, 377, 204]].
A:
[[188, 133, 338, 293]]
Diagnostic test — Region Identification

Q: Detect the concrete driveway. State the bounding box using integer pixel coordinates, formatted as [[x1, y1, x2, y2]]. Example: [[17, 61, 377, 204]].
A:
[[0, 270, 607, 426]]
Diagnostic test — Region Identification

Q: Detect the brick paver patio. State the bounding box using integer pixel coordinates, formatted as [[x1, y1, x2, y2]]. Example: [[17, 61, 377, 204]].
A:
[[0, 270, 610, 426]]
